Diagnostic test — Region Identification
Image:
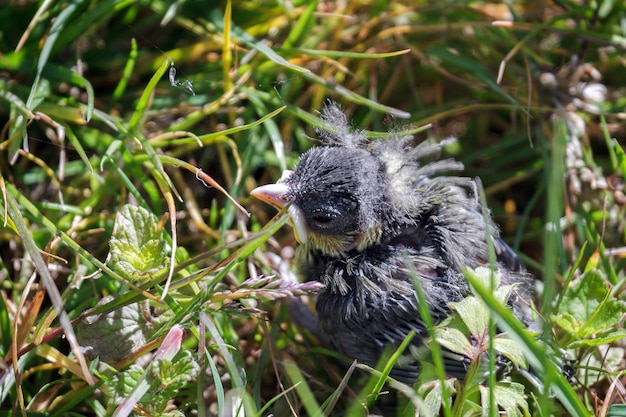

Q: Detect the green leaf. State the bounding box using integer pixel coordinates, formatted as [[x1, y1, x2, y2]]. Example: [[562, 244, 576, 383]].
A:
[[434, 327, 474, 358], [282, 0, 316, 49], [493, 338, 528, 370], [417, 379, 448, 417], [467, 266, 503, 290], [467, 268, 590, 417], [103, 364, 144, 403], [582, 298, 625, 337], [607, 404, 626, 417], [553, 270, 626, 340], [111, 38, 138, 107], [109, 204, 166, 279], [479, 382, 529, 417], [568, 329, 626, 348], [152, 350, 199, 389], [560, 271, 608, 320], [282, 47, 411, 59], [9, 78, 50, 160], [614, 138, 626, 180], [76, 298, 155, 363], [551, 312, 581, 334], [284, 360, 323, 416], [493, 283, 515, 305], [129, 58, 170, 130], [449, 295, 489, 341], [113, 325, 184, 417]]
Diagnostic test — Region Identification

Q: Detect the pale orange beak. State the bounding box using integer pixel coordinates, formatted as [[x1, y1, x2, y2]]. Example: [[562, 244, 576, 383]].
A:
[[250, 182, 291, 210], [251, 171, 309, 243]]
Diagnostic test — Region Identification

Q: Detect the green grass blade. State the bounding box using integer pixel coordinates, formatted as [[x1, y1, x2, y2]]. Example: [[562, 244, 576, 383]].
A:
[[284, 359, 323, 417], [5, 190, 95, 385], [466, 273, 590, 417], [129, 58, 170, 130], [111, 38, 139, 108], [282, 1, 317, 49]]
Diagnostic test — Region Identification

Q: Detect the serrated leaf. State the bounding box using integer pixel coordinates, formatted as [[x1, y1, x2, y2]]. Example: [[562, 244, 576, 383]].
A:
[[493, 337, 528, 370], [434, 327, 474, 358], [467, 266, 515, 305], [449, 295, 489, 340], [416, 378, 457, 417], [560, 270, 607, 320], [555, 270, 625, 338], [469, 266, 502, 289], [420, 380, 443, 417], [468, 267, 589, 416], [479, 382, 528, 417], [113, 325, 184, 417], [581, 299, 625, 337], [144, 355, 199, 412], [77, 298, 154, 363], [158, 411, 185, 417], [104, 352, 198, 417], [493, 283, 515, 305], [109, 204, 166, 279], [153, 351, 199, 388], [102, 364, 144, 403]]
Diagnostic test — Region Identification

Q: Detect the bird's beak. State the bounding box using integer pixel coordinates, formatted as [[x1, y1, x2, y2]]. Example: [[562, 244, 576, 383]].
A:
[[250, 182, 291, 210], [251, 171, 309, 243]]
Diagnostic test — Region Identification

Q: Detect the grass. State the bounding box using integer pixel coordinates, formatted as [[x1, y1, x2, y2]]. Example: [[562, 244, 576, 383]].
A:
[[1, 0, 625, 416]]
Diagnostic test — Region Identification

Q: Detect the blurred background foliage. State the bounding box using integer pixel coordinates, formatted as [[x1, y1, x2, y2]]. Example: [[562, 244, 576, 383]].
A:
[[0, 0, 625, 416]]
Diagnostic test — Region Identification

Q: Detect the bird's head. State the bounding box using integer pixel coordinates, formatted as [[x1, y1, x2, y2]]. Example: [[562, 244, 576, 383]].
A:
[[252, 145, 392, 256], [251, 102, 463, 257]]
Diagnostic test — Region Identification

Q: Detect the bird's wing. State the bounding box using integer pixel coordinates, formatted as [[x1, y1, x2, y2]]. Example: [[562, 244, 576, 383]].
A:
[[494, 237, 526, 272]]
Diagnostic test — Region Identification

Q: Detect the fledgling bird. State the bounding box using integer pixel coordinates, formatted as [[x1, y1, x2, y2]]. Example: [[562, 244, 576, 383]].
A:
[[252, 103, 536, 384]]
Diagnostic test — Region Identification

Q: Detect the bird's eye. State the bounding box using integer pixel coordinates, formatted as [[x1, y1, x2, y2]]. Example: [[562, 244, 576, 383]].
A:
[[310, 208, 340, 224], [302, 199, 359, 235]]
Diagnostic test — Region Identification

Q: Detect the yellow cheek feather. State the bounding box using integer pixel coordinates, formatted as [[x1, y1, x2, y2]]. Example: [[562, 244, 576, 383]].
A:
[[300, 224, 383, 257]]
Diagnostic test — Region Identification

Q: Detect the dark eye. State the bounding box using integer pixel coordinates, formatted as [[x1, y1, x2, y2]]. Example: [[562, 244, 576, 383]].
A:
[[301, 197, 359, 235], [310, 207, 341, 224]]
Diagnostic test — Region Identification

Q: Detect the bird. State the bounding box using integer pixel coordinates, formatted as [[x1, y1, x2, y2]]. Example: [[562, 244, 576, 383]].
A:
[[251, 103, 537, 384]]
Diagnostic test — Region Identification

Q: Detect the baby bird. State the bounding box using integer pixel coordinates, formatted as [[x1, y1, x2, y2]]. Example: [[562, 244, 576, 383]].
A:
[[252, 103, 535, 383]]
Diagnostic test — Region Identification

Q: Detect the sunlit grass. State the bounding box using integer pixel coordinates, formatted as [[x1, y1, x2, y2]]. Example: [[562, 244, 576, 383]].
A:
[[0, 0, 624, 415]]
